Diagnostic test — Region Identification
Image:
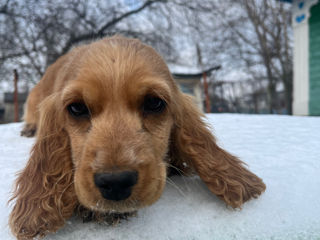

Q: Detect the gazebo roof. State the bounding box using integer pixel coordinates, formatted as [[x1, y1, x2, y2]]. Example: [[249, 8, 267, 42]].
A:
[[169, 65, 221, 79]]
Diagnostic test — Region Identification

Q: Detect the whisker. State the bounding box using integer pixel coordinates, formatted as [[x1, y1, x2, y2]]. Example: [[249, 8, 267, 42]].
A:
[[165, 177, 187, 197], [165, 163, 193, 192], [166, 162, 188, 176]]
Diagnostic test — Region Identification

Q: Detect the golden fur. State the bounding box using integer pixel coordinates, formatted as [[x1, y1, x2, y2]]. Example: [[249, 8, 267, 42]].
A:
[[9, 36, 266, 239]]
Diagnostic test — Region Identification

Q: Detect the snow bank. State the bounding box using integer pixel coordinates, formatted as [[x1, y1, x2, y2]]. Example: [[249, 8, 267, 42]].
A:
[[1, 114, 319, 239]]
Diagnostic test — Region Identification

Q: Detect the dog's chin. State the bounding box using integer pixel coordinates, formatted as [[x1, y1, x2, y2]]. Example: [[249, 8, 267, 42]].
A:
[[84, 198, 141, 214]]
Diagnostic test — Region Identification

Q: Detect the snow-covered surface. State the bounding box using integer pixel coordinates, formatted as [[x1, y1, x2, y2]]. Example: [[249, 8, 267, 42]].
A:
[[1, 114, 320, 240], [168, 63, 203, 75]]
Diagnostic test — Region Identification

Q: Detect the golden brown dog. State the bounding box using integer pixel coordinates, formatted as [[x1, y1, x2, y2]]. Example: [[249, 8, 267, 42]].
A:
[[9, 36, 266, 239]]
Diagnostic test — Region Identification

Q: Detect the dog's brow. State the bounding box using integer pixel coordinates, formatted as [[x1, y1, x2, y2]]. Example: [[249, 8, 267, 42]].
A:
[[61, 86, 83, 108], [61, 82, 104, 112], [135, 79, 172, 104]]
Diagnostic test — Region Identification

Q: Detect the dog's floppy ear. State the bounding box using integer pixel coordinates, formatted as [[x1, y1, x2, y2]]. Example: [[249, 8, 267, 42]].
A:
[[170, 93, 266, 208], [9, 94, 78, 239]]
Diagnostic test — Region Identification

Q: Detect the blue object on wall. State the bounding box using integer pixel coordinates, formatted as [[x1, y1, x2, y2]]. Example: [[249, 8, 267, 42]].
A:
[[298, 1, 305, 9], [296, 14, 306, 23]]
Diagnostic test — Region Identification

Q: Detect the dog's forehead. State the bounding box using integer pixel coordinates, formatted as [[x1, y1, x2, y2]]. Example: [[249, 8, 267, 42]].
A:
[[82, 39, 170, 81], [75, 38, 173, 100]]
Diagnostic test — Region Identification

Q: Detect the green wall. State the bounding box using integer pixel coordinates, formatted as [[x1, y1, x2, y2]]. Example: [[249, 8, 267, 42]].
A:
[[309, 2, 320, 115]]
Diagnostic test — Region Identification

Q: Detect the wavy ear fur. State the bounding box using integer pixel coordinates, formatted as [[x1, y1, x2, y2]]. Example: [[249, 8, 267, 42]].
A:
[[170, 93, 266, 208], [9, 94, 78, 239]]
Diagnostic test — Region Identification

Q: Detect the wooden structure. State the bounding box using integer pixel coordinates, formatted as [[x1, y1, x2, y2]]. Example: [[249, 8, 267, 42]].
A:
[[171, 65, 221, 112]]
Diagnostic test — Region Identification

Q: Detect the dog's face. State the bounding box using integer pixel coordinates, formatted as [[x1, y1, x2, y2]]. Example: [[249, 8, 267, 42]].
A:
[[59, 38, 177, 213]]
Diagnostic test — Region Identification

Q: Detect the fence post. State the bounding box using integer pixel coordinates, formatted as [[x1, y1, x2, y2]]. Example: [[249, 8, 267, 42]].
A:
[[203, 71, 211, 113], [13, 69, 19, 122]]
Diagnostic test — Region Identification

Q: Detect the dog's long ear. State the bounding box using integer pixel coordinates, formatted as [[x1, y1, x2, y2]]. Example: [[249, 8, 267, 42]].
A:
[[170, 93, 266, 208], [9, 94, 78, 239]]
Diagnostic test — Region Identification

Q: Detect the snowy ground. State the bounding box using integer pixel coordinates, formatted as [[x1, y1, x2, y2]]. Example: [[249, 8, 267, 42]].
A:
[[1, 114, 320, 240]]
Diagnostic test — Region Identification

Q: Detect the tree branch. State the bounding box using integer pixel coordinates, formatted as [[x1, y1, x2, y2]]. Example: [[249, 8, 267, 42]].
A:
[[0, 51, 29, 61], [61, 0, 164, 54]]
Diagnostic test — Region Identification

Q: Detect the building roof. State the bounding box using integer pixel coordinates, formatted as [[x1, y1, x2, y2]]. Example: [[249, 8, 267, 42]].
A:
[[171, 65, 221, 79]]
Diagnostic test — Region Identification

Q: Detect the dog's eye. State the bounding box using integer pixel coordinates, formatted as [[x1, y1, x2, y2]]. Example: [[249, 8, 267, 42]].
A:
[[67, 102, 90, 118], [143, 96, 166, 114]]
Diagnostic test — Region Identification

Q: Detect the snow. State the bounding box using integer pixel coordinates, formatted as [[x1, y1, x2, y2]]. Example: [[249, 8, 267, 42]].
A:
[[168, 63, 203, 75], [1, 114, 320, 240]]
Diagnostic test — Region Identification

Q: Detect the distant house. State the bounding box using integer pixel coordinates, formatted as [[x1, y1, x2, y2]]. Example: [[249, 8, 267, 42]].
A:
[[282, 0, 320, 115], [169, 64, 221, 112], [2, 92, 28, 123]]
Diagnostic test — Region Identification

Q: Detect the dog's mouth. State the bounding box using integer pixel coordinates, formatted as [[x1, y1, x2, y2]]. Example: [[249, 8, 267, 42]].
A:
[[74, 157, 168, 215], [77, 205, 138, 224], [85, 171, 140, 213], [75, 173, 164, 214], [86, 196, 141, 214], [94, 171, 138, 202]]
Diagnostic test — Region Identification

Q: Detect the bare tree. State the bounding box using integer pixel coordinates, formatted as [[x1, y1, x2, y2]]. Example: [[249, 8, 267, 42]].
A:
[[216, 0, 293, 114], [0, 0, 177, 87]]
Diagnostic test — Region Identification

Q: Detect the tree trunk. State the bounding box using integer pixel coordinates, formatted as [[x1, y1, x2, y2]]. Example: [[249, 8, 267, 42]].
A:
[[267, 82, 277, 114]]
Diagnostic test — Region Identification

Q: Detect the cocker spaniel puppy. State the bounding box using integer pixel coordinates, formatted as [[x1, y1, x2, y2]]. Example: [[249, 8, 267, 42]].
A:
[[9, 36, 266, 239]]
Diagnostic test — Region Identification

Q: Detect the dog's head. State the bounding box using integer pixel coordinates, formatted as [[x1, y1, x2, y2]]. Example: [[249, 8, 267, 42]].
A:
[[50, 37, 184, 213]]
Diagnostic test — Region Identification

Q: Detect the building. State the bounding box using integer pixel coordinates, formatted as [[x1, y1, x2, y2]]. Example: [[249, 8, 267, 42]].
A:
[[284, 0, 320, 115], [169, 64, 221, 112]]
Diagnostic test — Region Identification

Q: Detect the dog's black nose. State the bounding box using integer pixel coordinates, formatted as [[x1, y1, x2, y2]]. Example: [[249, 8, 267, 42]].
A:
[[94, 171, 138, 201]]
